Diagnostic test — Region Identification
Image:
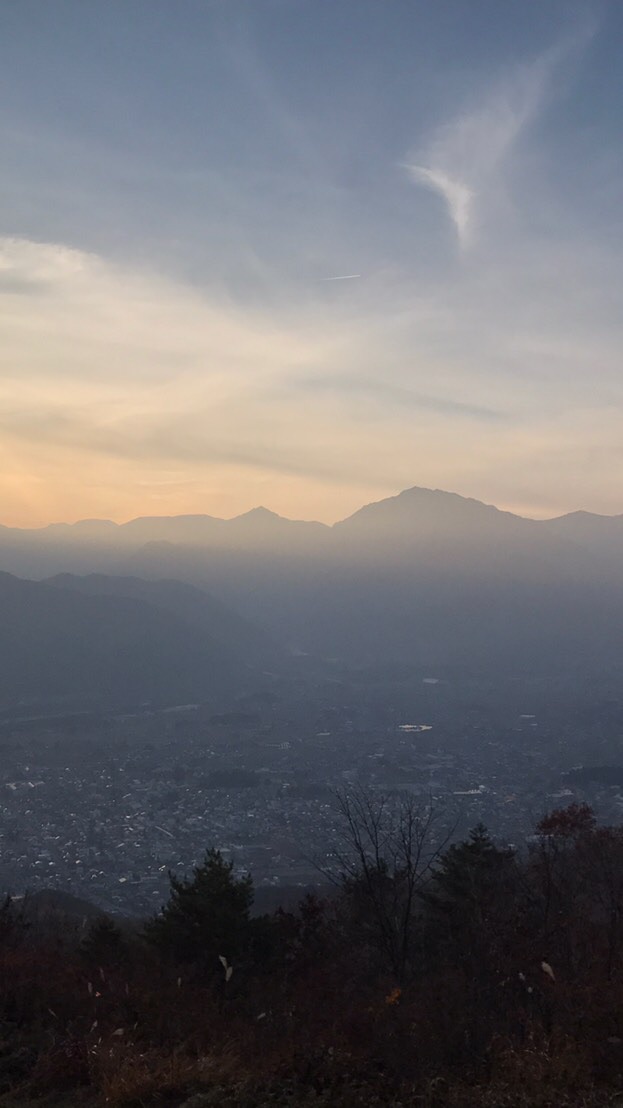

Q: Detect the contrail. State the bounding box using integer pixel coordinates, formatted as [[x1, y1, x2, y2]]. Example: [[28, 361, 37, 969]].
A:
[[322, 273, 362, 281]]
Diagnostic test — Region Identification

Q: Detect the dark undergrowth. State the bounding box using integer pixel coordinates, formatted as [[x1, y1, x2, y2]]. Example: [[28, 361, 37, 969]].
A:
[[2, 803, 623, 1107]]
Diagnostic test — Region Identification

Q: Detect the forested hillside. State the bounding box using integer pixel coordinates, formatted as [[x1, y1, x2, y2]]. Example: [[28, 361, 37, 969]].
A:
[[2, 799, 623, 1106]]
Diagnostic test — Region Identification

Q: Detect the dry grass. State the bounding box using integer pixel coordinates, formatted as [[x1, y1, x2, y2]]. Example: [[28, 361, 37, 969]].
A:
[[91, 1039, 247, 1106]]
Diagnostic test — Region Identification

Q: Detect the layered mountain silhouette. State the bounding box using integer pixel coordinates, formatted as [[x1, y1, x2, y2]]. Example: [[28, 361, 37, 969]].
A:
[[3, 486, 623, 568], [47, 573, 275, 665], [2, 487, 623, 694], [0, 571, 270, 710]]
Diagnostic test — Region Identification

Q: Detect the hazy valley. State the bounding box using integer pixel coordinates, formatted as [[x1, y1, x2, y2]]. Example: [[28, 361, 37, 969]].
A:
[[3, 490, 623, 1105], [3, 486, 623, 919], [2, 487, 623, 707]]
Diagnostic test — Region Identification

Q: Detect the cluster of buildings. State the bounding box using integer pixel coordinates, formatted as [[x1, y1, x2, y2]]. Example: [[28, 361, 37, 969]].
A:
[[1, 673, 620, 915]]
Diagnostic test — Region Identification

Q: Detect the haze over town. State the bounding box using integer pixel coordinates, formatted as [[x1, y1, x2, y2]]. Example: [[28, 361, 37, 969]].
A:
[[5, 4, 623, 1102]]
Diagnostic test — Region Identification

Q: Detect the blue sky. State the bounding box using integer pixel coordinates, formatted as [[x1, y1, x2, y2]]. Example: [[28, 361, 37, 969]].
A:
[[1, 0, 622, 524]]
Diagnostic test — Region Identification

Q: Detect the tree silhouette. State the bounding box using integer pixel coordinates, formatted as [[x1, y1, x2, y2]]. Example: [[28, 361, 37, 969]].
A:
[[332, 788, 451, 981], [145, 848, 254, 974]]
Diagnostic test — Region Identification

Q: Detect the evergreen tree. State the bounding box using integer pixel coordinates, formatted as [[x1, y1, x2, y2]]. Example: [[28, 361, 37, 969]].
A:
[[144, 848, 254, 973], [425, 825, 522, 1061], [424, 824, 521, 976], [80, 916, 126, 968], [432, 823, 516, 919]]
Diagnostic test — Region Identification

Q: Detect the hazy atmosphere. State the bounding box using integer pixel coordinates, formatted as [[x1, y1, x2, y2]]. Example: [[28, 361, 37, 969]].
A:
[[5, 6, 623, 1105], [2, 0, 623, 525]]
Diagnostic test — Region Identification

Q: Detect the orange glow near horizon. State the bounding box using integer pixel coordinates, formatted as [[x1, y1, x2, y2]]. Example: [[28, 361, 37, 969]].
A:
[[2, 239, 623, 531], [0, 459, 606, 531]]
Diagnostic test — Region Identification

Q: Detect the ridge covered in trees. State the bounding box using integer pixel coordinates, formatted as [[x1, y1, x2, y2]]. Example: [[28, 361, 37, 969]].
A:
[[2, 799, 623, 1106]]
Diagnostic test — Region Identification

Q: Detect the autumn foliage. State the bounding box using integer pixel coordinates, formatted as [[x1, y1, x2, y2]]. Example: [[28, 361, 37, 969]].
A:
[[2, 805, 623, 1106]]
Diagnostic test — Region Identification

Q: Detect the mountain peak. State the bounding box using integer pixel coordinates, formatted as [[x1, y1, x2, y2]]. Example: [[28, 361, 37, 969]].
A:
[[335, 485, 509, 533], [397, 486, 503, 511], [231, 506, 281, 522]]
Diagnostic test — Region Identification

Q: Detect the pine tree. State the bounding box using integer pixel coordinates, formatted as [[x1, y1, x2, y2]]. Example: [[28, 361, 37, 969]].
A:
[[80, 916, 126, 968], [433, 823, 515, 917], [144, 848, 254, 973]]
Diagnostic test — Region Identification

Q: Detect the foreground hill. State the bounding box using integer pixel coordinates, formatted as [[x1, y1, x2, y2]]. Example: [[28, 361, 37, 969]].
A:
[[0, 571, 260, 710]]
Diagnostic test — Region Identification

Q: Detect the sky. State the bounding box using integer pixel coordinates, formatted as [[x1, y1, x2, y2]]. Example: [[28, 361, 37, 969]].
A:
[[1, 0, 623, 526]]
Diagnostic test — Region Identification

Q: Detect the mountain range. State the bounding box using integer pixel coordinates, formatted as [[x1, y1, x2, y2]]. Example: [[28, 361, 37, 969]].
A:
[[2, 487, 623, 706], [3, 486, 623, 565]]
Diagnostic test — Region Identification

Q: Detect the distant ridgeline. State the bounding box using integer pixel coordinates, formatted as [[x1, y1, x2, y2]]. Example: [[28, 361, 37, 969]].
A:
[[3, 486, 623, 706]]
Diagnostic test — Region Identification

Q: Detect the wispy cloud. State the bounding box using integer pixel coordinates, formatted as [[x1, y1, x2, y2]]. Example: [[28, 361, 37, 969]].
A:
[[3, 153, 623, 526], [0, 237, 426, 522], [406, 167, 474, 249], [404, 27, 592, 249], [296, 373, 504, 422]]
